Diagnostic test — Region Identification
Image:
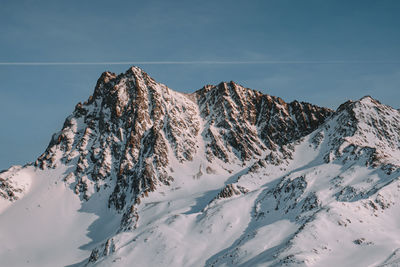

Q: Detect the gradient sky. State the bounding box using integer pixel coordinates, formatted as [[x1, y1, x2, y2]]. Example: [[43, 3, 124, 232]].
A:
[[1, 0, 400, 170]]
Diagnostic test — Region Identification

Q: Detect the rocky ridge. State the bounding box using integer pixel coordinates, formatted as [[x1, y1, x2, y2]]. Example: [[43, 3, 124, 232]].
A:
[[33, 66, 332, 225], [205, 95, 400, 266], [2, 66, 400, 266]]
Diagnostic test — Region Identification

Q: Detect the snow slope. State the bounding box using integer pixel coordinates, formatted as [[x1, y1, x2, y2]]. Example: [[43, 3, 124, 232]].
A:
[[0, 164, 122, 266], [1, 66, 400, 266]]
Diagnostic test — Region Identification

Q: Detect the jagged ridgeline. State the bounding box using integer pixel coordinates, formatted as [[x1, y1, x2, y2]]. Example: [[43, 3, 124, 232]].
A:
[[4, 66, 400, 266], [34, 66, 332, 211]]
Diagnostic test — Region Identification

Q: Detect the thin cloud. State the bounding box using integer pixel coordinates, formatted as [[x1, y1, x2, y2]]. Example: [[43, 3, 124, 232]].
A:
[[0, 60, 400, 66]]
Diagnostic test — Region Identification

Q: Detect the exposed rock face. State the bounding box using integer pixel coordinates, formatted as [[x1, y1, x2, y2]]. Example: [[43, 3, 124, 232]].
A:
[[0, 166, 28, 202], [201, 97, 400, 267], [34, 66, 332, 216], [23, 66, 331, 265], [36, 67, 201, 210], [196, 82, 333, 163], [4, 66, 400, 267], [216, 184, 249, 199], [0, 174, 22, 202], [312, 96, 400, 167]]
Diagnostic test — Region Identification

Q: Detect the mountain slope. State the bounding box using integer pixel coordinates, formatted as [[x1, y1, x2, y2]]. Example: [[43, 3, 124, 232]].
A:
[[33, 66, 331, 231], [2, 66, 400, 266], [205, 95, 400, 266]]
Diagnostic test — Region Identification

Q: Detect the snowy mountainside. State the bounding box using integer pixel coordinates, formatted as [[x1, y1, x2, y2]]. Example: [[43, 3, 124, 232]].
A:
[[206, 95, 400, 266], [1, 66, 400, 266], [0, 166, 31, 212], [33, 66, 331, 230]]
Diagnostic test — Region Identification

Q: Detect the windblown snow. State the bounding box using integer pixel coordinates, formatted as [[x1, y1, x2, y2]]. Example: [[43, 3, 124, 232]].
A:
[[1, 66, 400, 267]]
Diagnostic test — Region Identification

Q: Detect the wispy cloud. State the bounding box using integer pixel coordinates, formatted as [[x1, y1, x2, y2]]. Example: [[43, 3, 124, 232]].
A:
[[0, 60, 400, 66]]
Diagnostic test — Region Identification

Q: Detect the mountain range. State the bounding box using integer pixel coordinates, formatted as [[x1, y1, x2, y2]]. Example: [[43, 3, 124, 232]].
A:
[[1, 66, 400, 266]]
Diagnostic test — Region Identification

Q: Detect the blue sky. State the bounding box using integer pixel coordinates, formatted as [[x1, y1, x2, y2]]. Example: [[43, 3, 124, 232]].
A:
[[1, 0, 400, 170]]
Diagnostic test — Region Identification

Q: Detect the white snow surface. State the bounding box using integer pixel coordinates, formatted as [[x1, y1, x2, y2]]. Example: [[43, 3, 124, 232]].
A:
[[2, 69, 400, 266], [0, 164, 121, 267]]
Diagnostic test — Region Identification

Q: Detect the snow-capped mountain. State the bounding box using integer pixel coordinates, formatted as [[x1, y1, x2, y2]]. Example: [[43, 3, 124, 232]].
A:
[[1, 66, 400, 266]]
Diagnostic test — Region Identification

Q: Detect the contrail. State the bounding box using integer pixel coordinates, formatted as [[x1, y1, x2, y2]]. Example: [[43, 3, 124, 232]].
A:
[[0, 60, 399, 66]]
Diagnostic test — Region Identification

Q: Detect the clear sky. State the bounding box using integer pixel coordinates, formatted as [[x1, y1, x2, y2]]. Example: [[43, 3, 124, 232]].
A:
[[1, 0, 400, 170]]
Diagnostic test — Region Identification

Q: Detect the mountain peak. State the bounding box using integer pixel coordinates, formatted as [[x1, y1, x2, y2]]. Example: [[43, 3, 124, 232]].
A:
[[317, 93, 400, 167], [124, 65, 147, 79], [92, 66, 155, 101], [4, 66, 400, 267], [33, 66, 333, 210], [359, 94, 375, 101], [354, 95, 384, 110], [195, 80, 252, 96], [338, 95, 382, 110]]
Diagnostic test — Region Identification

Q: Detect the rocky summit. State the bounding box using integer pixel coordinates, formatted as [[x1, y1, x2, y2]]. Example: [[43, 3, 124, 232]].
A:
[[1, 66, 400, 267]]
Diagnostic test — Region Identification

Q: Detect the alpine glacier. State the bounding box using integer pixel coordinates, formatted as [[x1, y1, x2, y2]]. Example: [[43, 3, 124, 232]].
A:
[[1, 66, 400, 266]]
